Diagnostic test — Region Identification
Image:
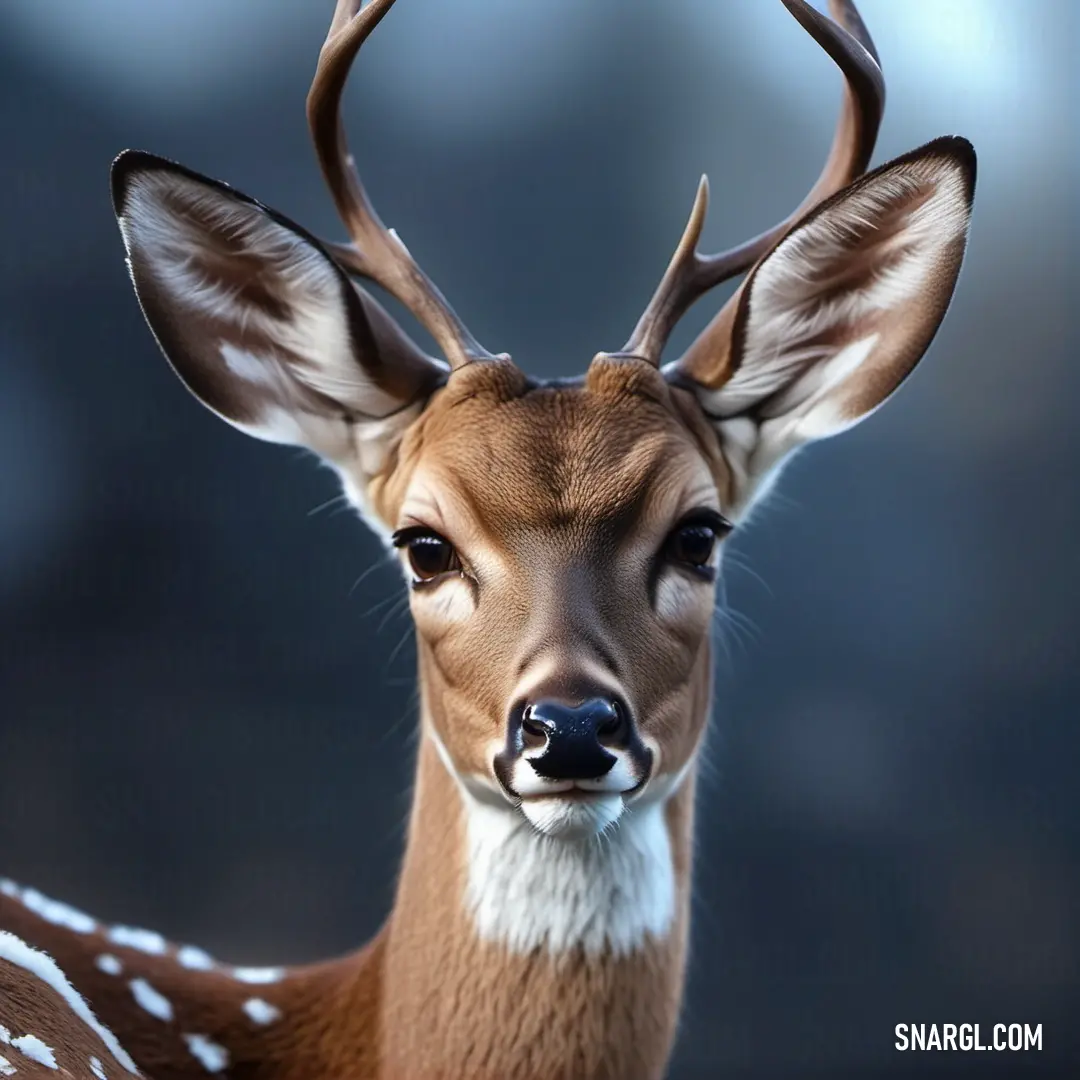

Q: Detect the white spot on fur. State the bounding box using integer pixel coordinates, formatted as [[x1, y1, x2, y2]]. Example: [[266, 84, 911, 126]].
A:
[[95, 955, 123, 977], [90, 1057, 107, 1079], [231, 967, 284, 985], [107, 927, 167, 956], [19, 889, 97, 935], [0, 1054, 14, 1075], [0, 880, 95, 935], [176, 946, 215, 972], [0, 932, 139, 1073], [182, 1034, 229, 1073], [241, 998, 281, 1026], [0, 1024, 10, 1043], [11, 1035, 56, 1070], [129, 979, 173, 1023]]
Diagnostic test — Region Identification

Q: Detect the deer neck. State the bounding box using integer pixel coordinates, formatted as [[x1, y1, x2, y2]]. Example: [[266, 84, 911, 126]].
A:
[[372, 715, 698, 1080]]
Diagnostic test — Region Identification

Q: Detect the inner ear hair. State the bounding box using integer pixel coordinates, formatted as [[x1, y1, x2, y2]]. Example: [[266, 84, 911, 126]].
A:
[[113, 151, 445, 461], [676, 137, 975, 431]]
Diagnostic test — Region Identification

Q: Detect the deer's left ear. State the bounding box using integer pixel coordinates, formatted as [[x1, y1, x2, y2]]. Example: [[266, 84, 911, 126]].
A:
[[668, 136, 975, 512]]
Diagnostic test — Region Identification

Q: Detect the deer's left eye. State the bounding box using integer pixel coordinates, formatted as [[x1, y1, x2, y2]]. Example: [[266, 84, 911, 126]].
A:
[[668, 524, 717, 567], [663, 512, 732, 578], [392, 527, 461, 584]]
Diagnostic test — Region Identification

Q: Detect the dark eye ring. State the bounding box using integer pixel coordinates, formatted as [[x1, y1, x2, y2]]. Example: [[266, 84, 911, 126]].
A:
[[664, 511, 732, 578], [391, 527, 461, 584]]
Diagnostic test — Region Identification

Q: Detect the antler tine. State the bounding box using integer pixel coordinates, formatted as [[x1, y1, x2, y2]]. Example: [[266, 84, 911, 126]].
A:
[[307, 0, 494, 370], [620, 0, 884, 367]]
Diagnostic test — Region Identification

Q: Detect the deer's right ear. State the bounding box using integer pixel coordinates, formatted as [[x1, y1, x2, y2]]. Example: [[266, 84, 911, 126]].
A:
[[111, 151, 446, 470]]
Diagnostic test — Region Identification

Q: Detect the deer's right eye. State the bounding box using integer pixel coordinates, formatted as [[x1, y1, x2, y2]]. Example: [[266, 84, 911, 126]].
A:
[[392, 527, 461, 584]]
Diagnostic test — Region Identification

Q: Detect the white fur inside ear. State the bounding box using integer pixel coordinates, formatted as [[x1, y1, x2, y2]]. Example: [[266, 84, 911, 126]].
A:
[[118, 168, 402, 448], [701, 159, 972, 425], [769, 332, 880, 443], [219, 343, 282, 390]]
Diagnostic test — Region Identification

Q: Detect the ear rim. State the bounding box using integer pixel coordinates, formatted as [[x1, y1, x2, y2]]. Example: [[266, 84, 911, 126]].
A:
[[110, 148, 446, 433], [666, 134, 977, 404], [732, 135, 975, 403], [110, 148, 348, 269]]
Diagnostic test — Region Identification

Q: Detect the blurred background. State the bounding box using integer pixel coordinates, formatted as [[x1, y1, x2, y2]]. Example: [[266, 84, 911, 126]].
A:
[[0, 1, 1076, 1076]]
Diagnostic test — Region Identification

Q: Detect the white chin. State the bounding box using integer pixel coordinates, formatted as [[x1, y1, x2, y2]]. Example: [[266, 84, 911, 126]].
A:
[[519, 794, 625, 839]]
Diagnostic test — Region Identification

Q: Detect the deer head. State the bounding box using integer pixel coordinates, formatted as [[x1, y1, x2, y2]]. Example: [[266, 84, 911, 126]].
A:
[[111, 0, 975, 844]]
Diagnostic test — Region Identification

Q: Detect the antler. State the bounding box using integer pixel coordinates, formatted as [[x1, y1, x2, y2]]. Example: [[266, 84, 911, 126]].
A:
[[620, 0, 885, 367], [307, 0, 495, 370]]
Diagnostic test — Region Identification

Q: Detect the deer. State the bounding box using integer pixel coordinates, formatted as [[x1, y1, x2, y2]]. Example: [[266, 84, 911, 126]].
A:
[[0, 0, 975, 1077]]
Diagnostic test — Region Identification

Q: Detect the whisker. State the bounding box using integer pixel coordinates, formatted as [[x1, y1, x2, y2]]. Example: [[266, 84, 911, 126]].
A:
[[714, 603, 761, 644], [354, 591, 402, 622], [386, 622, 416, 670], [376, 594, 411, 636], [307, 493, 349, 518], [721, 549, 774, 598], [377, 687, 420, 748], [348, 552, 398, 602]]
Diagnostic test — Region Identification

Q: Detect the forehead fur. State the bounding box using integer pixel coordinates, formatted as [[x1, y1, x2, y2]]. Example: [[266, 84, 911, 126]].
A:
[[376, 357, 724, 536]]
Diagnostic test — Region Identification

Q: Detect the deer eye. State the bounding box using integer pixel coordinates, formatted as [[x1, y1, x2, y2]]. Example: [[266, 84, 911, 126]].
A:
[[664, 511, 732, 579], [392, 527, 461, 584]]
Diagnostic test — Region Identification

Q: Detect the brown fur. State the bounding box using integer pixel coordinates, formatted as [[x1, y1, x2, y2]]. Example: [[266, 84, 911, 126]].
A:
[[378, 360, 724, 785], [1, 776, 695, 1080], [0, 955, 125, 1078], [1, 171, 975, 1076], [1, 362, 714, 1080], [4, 2, 976, 1073]]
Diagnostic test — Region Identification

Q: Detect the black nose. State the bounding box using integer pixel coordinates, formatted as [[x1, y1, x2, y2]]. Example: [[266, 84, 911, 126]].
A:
[[520, 698, 628, 782]]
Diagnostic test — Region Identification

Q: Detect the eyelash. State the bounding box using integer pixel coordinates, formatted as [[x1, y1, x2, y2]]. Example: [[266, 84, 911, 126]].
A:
[[661, 510, 733, 582], [391, 526, 463, 586], [392, 509, 733, 590]]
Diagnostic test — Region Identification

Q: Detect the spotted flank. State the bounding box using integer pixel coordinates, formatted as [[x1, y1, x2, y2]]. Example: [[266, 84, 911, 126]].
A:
[[231, 967, 285, 985], [0, 1028, 19, 1078], [128, 979, 173, 1023], [0, 880, 304, 1075], [182, 1034, 229, 1074], [0, 881, 96, 936], [176, 945, 215, 972], [95, 955, 123, 977], [242, 999, 282, 1027], [106, 928, 167, 957], [0, 931, 139, 1073], [11, 1034, 56, 1069]]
